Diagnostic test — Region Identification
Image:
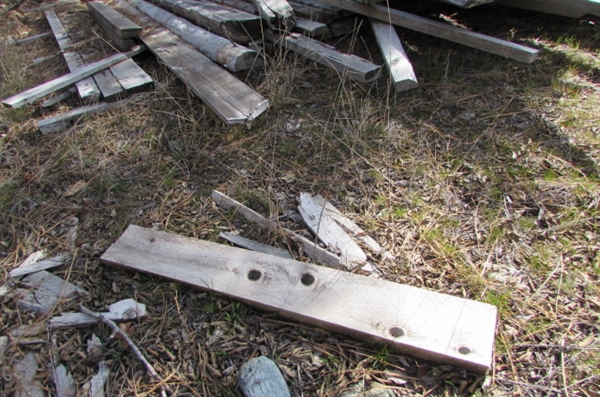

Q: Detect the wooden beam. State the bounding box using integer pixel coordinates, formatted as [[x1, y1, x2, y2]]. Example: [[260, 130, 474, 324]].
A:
[[101, 225, 498, 373], [289, 0, 336, 24], [294, 17, 330, 38], [2, 45, 146, 108], [135, 0, 263, 72], [208, 0, 258, 14], [316, 0, 539, 63], [41, 87, 76, 108], [46, 10, 102, 103], [87, 1, 143, 39], [370, 19, 417, 92], [154, 0, 263, 43], [276, 33, 382, 83], [142, 28, 268, 125], [495, 0, 600, 18]]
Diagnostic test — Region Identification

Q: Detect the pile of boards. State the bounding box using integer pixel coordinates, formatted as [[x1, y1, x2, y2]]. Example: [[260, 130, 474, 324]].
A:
[[3, 0, 599, 130]]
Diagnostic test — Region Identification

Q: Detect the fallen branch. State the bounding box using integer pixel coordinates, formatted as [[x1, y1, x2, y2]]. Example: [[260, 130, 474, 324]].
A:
[[80, 305, 169, 397]]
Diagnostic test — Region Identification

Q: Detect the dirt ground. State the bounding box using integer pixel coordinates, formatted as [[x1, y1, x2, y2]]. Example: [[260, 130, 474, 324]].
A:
[[1, 0, 599, 396]]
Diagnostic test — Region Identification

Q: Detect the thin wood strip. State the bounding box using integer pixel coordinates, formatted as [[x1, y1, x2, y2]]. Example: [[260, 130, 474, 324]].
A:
[[101, 225, 498, 373]]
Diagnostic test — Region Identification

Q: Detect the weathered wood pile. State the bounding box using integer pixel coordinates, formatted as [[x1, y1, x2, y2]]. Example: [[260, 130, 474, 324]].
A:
[[3, 0, 599, 130]]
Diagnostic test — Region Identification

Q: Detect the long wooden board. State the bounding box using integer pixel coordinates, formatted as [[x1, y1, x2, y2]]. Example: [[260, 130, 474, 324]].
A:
[[316, 0, 539, 63], [278, 33, 381, 83], [2, 45, 146, 108], [370, 19, 418, 92], [142, 28, 268, 125], [101, 225, 497, 373]]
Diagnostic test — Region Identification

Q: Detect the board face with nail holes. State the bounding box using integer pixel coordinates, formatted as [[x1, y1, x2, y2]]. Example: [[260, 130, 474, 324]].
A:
[[101, 224, 497, 373]]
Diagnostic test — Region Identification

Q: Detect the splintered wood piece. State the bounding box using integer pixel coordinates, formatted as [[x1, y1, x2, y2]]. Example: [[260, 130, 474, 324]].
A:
[[38, 94, 146, 134], [310, 194, 382, 254], [317, 0, 539, 63], [135, 0, 263, 72], [53, 364, 76, 397], [298, 193, 367, 264], [250, 0, 296, 30], [13, 352, 45, 397], [87, 362, 110, 397], [101, 225, 498, 372], [496, 0, 600, 18], [278, 33, 381, 83], [370, 19, 418, 92], [16, 271, 89, 314], [9, 255, 68, 279], [211, 190, 344, 268], [439, 0, 494, 8], [88, 1, 143, 39], [50, 298, 147, 329], [220, 232, 293, 259], [157, 0, 263, 43], [2, 45, 146, 108], [46, 10, 101, 103], [142, 28, 268, 125], [239, 357, 291, 397]]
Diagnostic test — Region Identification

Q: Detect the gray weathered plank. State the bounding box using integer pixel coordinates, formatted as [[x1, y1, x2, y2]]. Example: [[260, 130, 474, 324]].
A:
[[289, 0, 336, 24], [277, 33, 381, 83], [250, 0, 296, 30], [46, 10, 102, 103], [142, 28, 268, 125], [496, 0, 600, 18], [294, 17, 329, 37], [50, 298, 147, 329], [92, 69, 125, 102], [109, 59, 154, 94], [239, 357, 291, 397], [16, 270, 89, 314], [16, 32, 53, 45], [88, 1, 143, 39], [154, 0, 262, 43], [370, 19, 418, 92], [101, 225, 498, 373], [9, 255, 68, 279], [317, 0, 539, 63], [135, 0, 263, 72], [41, 87, 77, 108], [2, 45, 146, 108]]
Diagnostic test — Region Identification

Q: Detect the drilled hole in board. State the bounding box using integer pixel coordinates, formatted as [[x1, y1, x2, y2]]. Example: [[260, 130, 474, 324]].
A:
[[300, 273, 315, 286], [388, 327, 405, 338], [458, 346, 472, 355], [247, 269, 261, 281]]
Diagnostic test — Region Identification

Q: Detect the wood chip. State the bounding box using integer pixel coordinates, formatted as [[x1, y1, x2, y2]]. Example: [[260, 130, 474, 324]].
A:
[[50, 298, 147, 329]]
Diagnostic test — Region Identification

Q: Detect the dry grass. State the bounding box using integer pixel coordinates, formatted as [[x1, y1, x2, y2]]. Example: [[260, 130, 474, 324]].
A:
[[1, 1, 599, 396]]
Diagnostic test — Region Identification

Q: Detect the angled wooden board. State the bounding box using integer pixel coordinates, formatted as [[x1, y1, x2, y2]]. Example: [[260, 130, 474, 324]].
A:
[[317, 0, 539, 63], [101, 225, 498, 373], [141, 28, 268, 125]]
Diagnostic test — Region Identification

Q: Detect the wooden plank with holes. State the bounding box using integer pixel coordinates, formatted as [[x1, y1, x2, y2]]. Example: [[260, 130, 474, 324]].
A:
[[370, 19, 418, 92], [101, 225, 498, 373], [317, 0, 539, 63], [141, 28, 268, 125]]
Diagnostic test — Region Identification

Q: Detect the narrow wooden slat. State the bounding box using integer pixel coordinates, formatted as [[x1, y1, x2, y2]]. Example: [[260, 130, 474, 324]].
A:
[[16, 32, 53, 46], [317, 0, 539, 63], [41, 87, 77, 108], [219, 232, 293, 259], [142, 28, 268, 125], [88, 1, 143, 39], [208, 0, 258, 14], [370, 19, 418, 92], [46, 10, 102, 103], [278, 33, 381, 83], [294, 17, 330, 37], [135, 0, 262, 72], [92, 69, 125, 102], [2, 45, 145, 108], [101, 225, 498, 373]]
